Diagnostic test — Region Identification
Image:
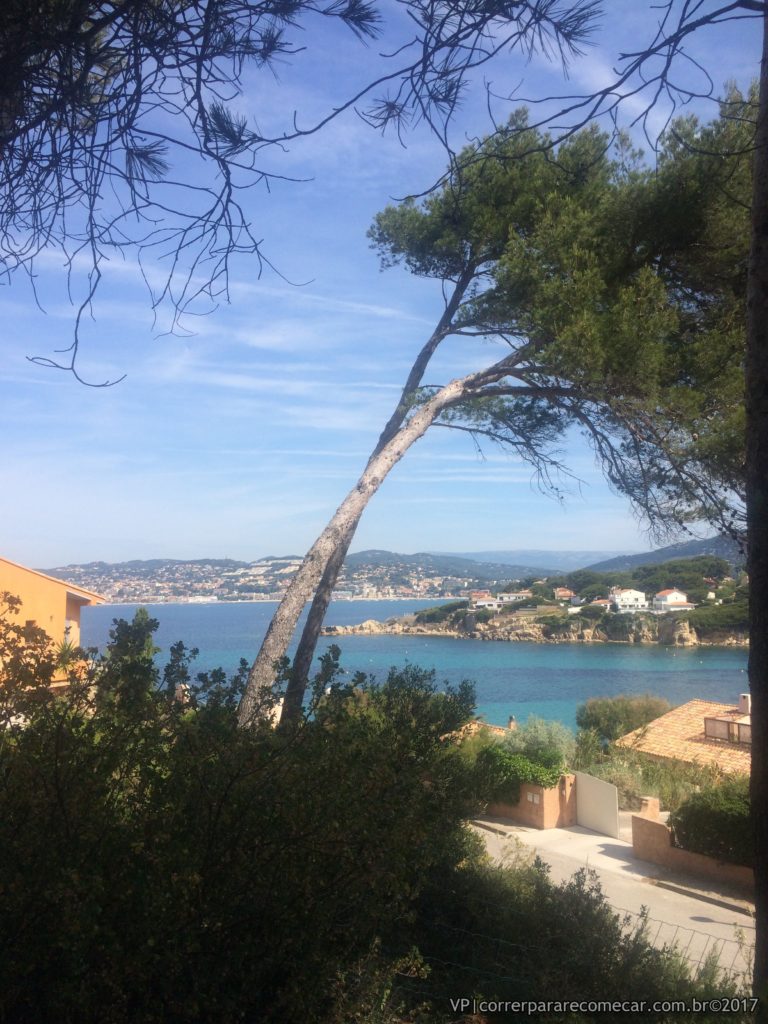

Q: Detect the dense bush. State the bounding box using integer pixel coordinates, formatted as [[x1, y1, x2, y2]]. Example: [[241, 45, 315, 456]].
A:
[[586, 750, 724, 812], [389, 860, 741, 1020], [475, 742, 563, 804], [414, 600, 468, 624], [685, 597, 749, 637], [0, 602, 749, 1022], [501, 714, 576, 768], [572, 727, 604, 770], [0, 607, 482, 1024], [538, 613, 574, 632], [535, 612, 570, 631], [630, 556, 733, 605], [669, 776, 752, 867], [576, 693, 672, 743], [578, 604, 608, 621]]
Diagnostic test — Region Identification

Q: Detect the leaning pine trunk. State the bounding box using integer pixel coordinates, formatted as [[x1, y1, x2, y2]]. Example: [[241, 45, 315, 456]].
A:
[[251, 268, 480, 726], [283, 266, 480, 711], [284, 532, 356, 722], [237, 362, 502, 728]]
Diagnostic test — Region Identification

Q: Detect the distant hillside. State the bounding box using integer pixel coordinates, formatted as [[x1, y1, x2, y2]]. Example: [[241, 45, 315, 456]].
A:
[[40, 550, 540, 604], [432, 549, 632, 572], [45, 558, 250, 577], [345, 550, 548, 580], [586, 535, 744, 573]]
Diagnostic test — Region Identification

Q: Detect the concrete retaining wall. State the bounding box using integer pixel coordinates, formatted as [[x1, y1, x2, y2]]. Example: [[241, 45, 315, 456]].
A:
[[631, 814, 754, 896], [489, 774, 576, 829]]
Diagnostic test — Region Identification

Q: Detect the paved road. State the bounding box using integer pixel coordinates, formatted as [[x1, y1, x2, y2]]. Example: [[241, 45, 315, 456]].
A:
[[473, 818, 755, 983]]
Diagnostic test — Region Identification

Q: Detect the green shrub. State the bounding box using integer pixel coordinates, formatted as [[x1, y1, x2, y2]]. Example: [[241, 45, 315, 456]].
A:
[[0, 607, 483, 1024], [576, 693, 672, 743], [669, 776, 752, 867], [585, 749, 724, 811], [685, 598, 749, 637], [414, 600, 468, 624], [535, 612, 569, 629], [475, 743, 563, 803], [0, 604, 748, 1021], [541, 615, 575, 634], [501, 715, 575, 768], [573, 727, 604, 770], [391, 860, 745, 1018], [577, 604, 607, 621]]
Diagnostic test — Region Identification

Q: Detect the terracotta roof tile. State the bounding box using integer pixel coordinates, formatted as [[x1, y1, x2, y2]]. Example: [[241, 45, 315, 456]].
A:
[[447, 719, 511, 741], [615, 699, 750, 774]]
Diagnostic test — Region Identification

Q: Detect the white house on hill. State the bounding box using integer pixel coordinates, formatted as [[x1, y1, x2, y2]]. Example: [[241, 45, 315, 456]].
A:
[[610, 587, 648, 611], [498, 590, 533, 604], [652, 588, 696, 612]]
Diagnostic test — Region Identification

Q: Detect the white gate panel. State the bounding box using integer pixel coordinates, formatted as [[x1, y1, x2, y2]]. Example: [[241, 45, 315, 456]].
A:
[[574, 771, 620, 838]]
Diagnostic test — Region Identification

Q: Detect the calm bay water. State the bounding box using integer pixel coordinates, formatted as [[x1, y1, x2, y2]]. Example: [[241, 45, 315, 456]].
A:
[[81, 599, 748, 730]]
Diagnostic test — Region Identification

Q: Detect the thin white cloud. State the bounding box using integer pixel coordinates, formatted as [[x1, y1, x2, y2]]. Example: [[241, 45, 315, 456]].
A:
[[378, 495, 487, 505], [228, 322, 339, 352], [228, 279, 432, 324], [159, 446, 367, 459], [280, 402, 386, 433], [178, 369, 319, 396], [391, 469, 543, 485], [410, 450, 524, 465]]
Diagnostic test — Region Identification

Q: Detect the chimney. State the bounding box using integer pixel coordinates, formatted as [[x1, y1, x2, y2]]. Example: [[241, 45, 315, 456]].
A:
[[739, 693, 751, 715]]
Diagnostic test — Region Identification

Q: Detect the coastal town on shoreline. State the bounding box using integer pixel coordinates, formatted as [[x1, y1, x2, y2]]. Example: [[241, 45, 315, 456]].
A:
[[43, 553, 492, 604], [41, 545, 749, 648]]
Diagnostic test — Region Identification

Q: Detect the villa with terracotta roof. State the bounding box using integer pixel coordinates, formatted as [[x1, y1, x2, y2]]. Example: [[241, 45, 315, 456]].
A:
[[498, 590, 533, 604], [615, 695, 751, 774], [651, 588, 696, 612]]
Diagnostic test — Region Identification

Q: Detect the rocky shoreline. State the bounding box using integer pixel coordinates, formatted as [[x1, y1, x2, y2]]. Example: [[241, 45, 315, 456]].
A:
[[322, 612, 748, 648]]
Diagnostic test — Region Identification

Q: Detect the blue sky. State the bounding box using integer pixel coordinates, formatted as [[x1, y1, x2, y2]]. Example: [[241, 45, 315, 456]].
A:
[[1, 3, 758, 567]]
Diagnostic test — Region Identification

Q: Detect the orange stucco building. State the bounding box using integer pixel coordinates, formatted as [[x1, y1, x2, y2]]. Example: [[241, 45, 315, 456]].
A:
[[0, 557, 103, 647]]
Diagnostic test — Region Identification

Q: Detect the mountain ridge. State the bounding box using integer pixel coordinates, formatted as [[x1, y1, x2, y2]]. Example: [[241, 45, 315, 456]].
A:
[[428, 549, 632, 572], [44, 535, 743, 583], [344, 549, 553, 579], [585, 535, 743, 573], [40, 536, 744, 604]]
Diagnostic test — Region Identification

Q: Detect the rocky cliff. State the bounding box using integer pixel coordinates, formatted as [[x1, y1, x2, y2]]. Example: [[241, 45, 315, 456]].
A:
[[322, 611, 747, 647]]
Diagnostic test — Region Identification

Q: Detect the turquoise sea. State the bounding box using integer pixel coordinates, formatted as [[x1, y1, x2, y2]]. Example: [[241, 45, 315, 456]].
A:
[[81, 599, 749, 731]]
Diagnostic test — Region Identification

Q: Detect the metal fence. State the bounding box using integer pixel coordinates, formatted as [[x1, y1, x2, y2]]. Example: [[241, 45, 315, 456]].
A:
[[616, 903, 754, 983]]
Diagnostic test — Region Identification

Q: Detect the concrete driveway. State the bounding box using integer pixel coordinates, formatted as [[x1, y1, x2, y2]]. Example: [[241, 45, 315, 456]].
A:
[[473, 817, 755, 983]]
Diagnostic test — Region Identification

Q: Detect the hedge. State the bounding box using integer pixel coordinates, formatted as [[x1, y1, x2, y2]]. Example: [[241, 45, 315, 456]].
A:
[[668, 775, 752, 867], [476, 744, 562, 805]]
